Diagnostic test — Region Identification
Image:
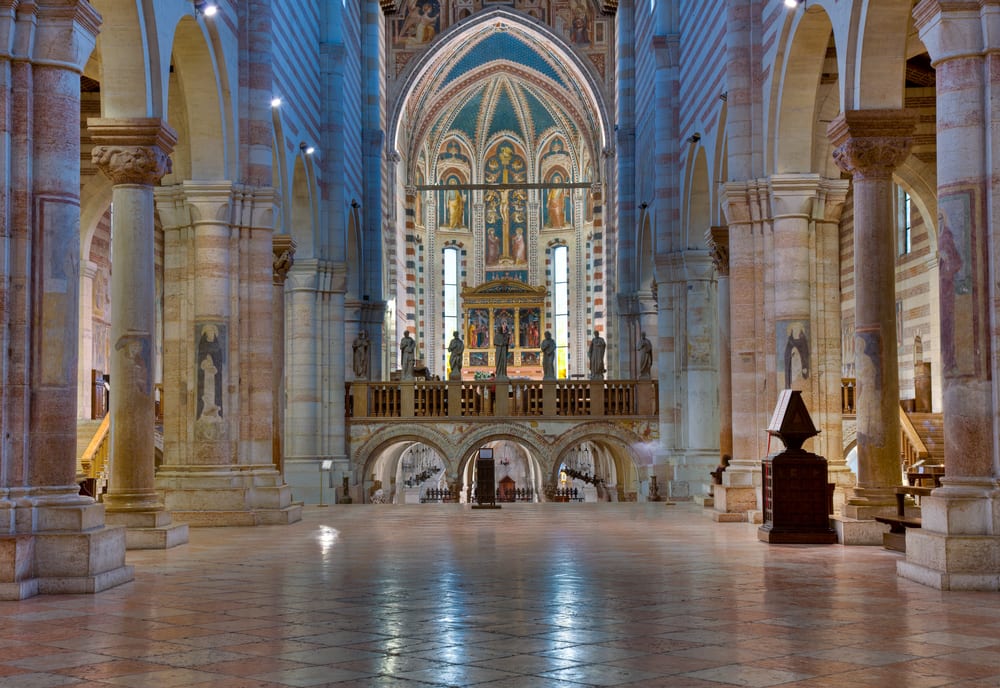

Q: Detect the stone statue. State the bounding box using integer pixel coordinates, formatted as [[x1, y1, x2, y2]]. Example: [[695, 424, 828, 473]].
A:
[[494, 322, 511, 380], [448, 331, 464, 380], [637, 332, 652, 379], [588, 331, 606, 380], [400, 331, 416, 380], [352, 329, 370, 380], [541, 330, 556, 380]]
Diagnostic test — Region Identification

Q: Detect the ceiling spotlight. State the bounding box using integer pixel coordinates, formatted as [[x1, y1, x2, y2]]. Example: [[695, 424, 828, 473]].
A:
[[270, 97, 282, 108], [194, 1, 218, 16]]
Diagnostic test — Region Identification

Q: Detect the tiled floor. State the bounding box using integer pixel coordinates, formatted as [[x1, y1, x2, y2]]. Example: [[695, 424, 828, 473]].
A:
[[2, 503, 1000, 687]]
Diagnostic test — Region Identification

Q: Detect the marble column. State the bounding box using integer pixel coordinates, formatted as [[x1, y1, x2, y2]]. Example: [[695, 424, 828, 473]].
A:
[[89, 119, 188, 550], [706, 227, 732, 461], [272, 235, 296, 473], [829, 109, 916, 520], [0, 0, 133, 599], [899, 1, 999, 590]]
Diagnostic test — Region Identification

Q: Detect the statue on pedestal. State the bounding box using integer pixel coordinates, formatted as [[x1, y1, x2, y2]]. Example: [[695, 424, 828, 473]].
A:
[[352, 329, 370, 380], [400, 331, 416, 380], [541, 330, 556, 380], [637, 332, 652, 379], [588, 331, 606, 380], [448, 331, 464, 380]]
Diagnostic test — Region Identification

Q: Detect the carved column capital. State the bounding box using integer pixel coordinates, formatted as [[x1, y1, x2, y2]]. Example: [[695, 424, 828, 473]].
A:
[[88, 118, 178, 186], [273, 235, 297, 285], [705, 226, 730, 276], [828, 110, 918, 180]]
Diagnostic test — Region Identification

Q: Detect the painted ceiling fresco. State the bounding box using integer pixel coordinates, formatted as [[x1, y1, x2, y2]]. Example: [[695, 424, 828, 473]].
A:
[[391, 3, 611, 188]]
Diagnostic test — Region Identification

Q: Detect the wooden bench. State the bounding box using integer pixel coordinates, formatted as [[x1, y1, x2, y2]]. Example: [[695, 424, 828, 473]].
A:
[[874, 485, 933, 552]]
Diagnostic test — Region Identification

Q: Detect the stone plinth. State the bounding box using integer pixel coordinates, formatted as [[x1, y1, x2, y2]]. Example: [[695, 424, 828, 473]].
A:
[[831, 515, 889, 546], [157, 465, 303, 526], [104, 510, 190, 550], [0, 502, 134, 600], [897, 489, 1000, 590], [712, 485, 756, 521]]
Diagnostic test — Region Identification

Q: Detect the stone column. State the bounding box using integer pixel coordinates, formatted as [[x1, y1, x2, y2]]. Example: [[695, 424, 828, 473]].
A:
[[679, 249, 720, 498], [155, 183, 301, 526], [89, 119, 188, 550], [272, 235, 295, 473], [717, 181, 770, 521], [829, 109, 916, 520], [0, 0, 134, 599], [812, 179, 852, 514], [706, 227, 732, 460], [899, 1, 999, 590]]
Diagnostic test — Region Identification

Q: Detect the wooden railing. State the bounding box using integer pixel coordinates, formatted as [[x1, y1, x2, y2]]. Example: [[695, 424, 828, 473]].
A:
[[899, 403, 930, 471], [78, 413, 111, 499], [348, 379, 659, 420]]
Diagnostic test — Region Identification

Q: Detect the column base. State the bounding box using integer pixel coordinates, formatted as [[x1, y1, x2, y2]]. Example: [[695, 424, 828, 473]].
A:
[[830, 514, 889, 545], [157, 464, 303, 527], [712, 484, 758, 517], [105, 509, 190, 550], [897, 487, 1000, 590], [0, 527, 133, 600]]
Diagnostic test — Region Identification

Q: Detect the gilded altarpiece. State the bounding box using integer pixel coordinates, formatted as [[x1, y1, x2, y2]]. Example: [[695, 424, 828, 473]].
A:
[[462, 280, 546, 379]]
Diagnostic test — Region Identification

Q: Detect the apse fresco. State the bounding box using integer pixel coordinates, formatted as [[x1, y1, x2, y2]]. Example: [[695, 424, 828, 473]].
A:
[[439, 176, 468, 230], [390, 0, 613, 78], [394, 0, 441, 47], [483, 142, 528, 281]]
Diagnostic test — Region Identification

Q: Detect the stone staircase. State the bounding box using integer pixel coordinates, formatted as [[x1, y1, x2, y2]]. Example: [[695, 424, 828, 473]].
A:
[[906, 412, 944, 464]]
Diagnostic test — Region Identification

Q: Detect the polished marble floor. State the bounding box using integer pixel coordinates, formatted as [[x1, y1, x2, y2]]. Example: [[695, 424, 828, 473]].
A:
[[2, 503, 1000, 687]]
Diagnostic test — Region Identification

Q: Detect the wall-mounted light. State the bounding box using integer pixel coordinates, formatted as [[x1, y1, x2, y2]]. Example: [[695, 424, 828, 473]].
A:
[[687, 133, 701, 144], [639, 202, 649, 210], [194, 1, 218, 17], [784, 0, 804, 7], [300, 143, 315, 155], [270, 97, 282, 108]]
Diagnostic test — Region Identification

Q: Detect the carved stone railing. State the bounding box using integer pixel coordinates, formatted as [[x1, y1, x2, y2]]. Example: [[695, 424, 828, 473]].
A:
[[347, 380, 659, 420]]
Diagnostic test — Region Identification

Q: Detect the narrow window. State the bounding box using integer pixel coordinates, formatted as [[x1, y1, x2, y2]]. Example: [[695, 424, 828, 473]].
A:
[[553, 245, 569, 377], [443, 247, 459, 368], [897, 186, 912, 256]]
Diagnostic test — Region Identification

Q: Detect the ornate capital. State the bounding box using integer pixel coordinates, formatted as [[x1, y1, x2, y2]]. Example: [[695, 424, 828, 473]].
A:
[[705, 226, 730, 276], [828, 110, 917, 180], [273, 235, 297, 285], [88, 118, 178, 186]]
